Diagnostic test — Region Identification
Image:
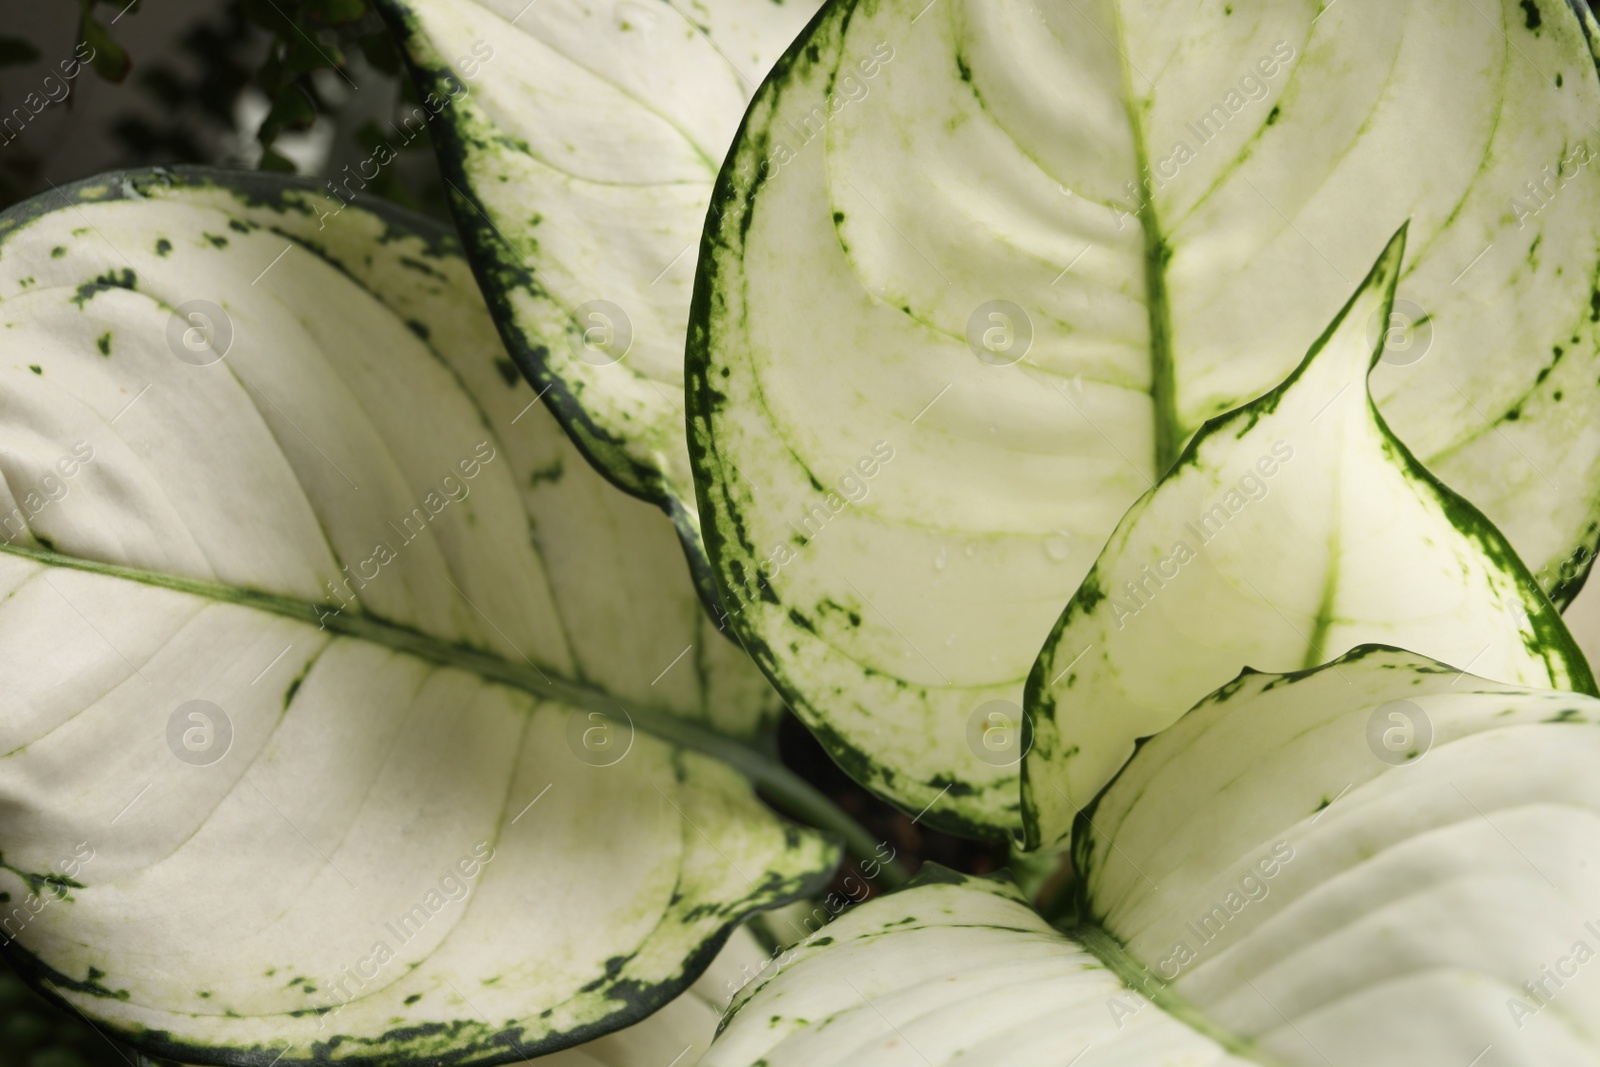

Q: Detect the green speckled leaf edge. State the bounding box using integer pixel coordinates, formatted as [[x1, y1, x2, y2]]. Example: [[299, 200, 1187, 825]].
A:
[[681, 2, 1006, 835], [370, 0, 813, 626]]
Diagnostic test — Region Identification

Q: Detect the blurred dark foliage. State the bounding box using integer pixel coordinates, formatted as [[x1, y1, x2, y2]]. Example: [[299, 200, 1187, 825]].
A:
[[0, 957, 135, 1067], [776, 712, 1010, 903], [0, 0, 448, 215]]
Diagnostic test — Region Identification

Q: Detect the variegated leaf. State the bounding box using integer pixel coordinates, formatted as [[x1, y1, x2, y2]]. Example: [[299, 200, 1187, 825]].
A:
[[375, 0, 825, 580], [1081, 646, 1600, 1065], [703, 869, 1255, 1066], [0, 168, 835, 1067]]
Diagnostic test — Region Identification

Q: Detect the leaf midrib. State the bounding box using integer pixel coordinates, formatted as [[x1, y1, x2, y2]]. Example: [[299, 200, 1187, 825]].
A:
[[1109, 4, 1182, 476], [1071, 919, 1282, 1064], [3, 541, 638, 715], [1, 541, 901, 882]]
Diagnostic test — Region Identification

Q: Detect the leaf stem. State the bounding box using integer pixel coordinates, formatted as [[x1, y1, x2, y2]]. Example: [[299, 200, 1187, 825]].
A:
[[634, 711, 911, 889], [1110, 6, 1181, 475]]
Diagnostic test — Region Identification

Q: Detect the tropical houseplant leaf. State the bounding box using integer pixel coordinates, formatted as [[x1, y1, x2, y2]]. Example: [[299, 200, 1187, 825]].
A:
[[702, 869, 1254, 1066], [708, 647, 1600, 1065], [1022, 226, 1595, 845], [689, 0, 1600, 834], [0, 168, 838, 1066], [374, 0, 825, 593], [1080, 645, 1600, 1065]]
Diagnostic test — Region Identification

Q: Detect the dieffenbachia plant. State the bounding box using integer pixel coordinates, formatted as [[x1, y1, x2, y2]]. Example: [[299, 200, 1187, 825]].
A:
[[373, 0, 825, 589], [0, 168, 849, 1065], [689, 0, 1600, 834], [6, 0, 1600, 1063], [708, 647, 1600, 1065]]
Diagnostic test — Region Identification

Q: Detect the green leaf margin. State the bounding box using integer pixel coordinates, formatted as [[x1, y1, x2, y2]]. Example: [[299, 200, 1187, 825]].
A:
[[370, 0, 733, 625]]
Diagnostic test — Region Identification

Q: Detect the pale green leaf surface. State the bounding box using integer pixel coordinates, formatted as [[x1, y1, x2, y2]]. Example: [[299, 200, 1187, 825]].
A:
[[375, 0, 824, 560], [0, 169, 835, 1066], [701, 871, 1255, 1067], [1083, 646, 1600, 1065], [690, 0, 1600, 833], [1023, 228, 1594, 845]]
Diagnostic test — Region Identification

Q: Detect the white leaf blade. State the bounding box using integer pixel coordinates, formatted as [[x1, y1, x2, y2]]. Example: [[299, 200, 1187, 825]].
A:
[[1022, 226, 1594, 845], [692, 4, 1031, 836], [1082, 646, 1600, 1065], [702, 872, 1257, 1067], [375, 0, 825, 542]]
